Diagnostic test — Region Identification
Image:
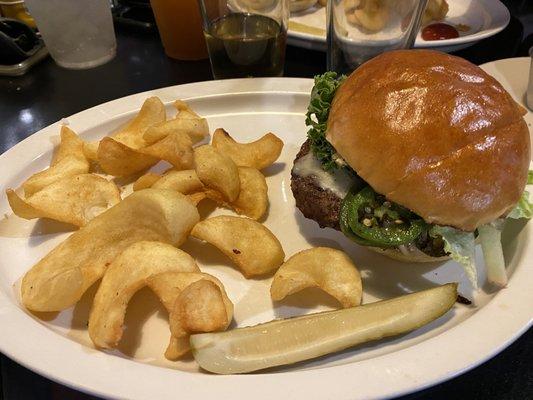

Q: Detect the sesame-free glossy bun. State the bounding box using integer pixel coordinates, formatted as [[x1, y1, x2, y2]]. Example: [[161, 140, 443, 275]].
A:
[[326, 50, 530, 231]]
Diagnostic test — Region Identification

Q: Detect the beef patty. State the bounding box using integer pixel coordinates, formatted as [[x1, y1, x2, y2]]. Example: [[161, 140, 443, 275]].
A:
[[290, 141, 447, 258], [291, 140, 342, 230]]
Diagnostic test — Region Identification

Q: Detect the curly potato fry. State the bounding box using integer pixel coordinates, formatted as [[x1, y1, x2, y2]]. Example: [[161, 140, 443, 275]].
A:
[[133, 172, 162, 191], [148, 272, 233, 359], [206, 167, 268, 220], [97, 97, 209, 176], [153, 170, 204, 194], [190, 215, 285, 277], [88, 241, 200, 349], [7, 174, 120, 227], [144, 100, 209, 145], [97, 137, 159, 177], [271, 247, 362, 308], [211, 128, 283, 170], [23, 126, 90, 196], [194, 145, 240, 202], [21, 189, 199, 312]]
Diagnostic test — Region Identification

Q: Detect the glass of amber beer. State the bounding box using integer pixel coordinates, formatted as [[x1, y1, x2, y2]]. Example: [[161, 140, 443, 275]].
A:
[[198, 0, 289, 79], [150, 0, 208, 60]]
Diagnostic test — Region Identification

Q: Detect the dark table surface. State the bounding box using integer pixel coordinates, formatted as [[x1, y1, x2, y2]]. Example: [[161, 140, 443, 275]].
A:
[[1, 0, 532, 399]]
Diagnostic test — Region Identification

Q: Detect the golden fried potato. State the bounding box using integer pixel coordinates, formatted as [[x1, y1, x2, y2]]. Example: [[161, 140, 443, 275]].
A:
[[211, 128, 283, 170], [112, 96, 166, 149], [153, 169, 204, 193], [6, 174, 120, 226], [88, 241, 199, 349], [51, 125, 86, 165], [97, 98, 205, 175], [148, 271, 233, 359], [132, 172, 162, 191], [144, 100, 209, 145], [140, 131, 194, 170], [21, 189, 199, 312], [194, 145, 240, 202], [271, 247, 362, 308], [96, 97, 165, 176], [187, 192, 208, 206], [206, 167, 268, 220], [190, 215, 285, 277], [97, 137, 159, 177], [23, 126, 90, 196], [83, 141, 99, 162], [175, 280, 228, 332]]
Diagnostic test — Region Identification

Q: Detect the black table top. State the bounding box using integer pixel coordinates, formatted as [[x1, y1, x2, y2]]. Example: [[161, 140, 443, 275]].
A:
[[1, 1, 532, 399]]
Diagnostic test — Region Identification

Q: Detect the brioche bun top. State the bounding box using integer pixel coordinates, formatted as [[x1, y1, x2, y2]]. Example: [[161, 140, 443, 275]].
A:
[[326, 49, 530, 231]]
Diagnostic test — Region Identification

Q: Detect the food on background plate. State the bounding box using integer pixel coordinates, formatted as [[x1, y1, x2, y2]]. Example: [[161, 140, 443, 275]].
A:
[[191, 283, 457, 374], [422, 0, 449, 26], [290, 0, 317, 13], [21, 189, 199, 312], [22, 126, 90, 196], [190, 215, 285, 277], [88, 241, 200, 349], [295, 49, 531, 288], [271, 247, 362, 308], [148, 271, 233, 359], [212, 128, 284, 170], [7, 174, 120, 227], [421, 22, 459, 41], [344, 0, 449, 33]]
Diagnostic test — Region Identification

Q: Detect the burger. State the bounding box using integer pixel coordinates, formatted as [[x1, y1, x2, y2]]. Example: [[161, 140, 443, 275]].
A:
[[292, 50, 532, 287]]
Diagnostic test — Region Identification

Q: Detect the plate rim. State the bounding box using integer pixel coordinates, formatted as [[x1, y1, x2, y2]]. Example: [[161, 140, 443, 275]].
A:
[[0, 75, 531, 400], [287, 0, 510, 49]]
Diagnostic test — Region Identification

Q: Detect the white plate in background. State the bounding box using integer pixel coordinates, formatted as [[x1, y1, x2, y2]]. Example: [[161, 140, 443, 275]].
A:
[[288, 0, 510, 52]]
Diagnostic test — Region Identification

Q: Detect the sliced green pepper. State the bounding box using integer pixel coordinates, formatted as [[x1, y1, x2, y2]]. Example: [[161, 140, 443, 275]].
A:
[[340, 189, 374, 246], [343, 186, 426, 248]]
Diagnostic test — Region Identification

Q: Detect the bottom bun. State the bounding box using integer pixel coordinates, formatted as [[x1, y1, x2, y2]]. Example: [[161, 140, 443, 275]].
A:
[[367, 246, 450, 263]]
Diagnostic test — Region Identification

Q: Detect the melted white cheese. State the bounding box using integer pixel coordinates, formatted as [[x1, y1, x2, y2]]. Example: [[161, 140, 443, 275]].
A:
[[293, 152, 354, 198]]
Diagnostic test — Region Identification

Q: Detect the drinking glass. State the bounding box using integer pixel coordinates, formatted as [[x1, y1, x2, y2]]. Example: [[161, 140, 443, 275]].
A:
[[327, 0, 429, 74], [150, 0, 208, 60], [197, 0, 289, 79], [24, 0, 116, 69]]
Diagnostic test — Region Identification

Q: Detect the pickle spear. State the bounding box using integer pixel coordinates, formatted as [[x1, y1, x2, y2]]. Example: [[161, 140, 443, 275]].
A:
[[191, 283, 457, 374]]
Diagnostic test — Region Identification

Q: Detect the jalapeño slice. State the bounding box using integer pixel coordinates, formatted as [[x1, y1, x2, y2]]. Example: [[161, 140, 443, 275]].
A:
[[343, 186, 425, 248]]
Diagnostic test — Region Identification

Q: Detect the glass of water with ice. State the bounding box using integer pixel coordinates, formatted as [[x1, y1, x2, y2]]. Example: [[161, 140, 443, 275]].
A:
[[24, 0, 116, 69], [327, 0, 428, 74]]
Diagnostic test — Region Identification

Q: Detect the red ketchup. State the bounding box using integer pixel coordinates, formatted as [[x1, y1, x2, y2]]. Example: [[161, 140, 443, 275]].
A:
[[422, 23, 459, 41]]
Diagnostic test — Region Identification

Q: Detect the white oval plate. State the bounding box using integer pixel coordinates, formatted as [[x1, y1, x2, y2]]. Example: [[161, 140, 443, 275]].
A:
[[0, 65, 531, 400], [288, 0, 510, 52]]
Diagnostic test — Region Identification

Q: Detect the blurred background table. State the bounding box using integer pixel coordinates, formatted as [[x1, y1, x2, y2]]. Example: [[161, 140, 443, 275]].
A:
[[0, 0, 532, 399]]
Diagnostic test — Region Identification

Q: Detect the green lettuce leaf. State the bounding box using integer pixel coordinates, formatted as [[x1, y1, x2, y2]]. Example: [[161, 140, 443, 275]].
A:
[[306, 72, 346, 171], [507, 191, 533, 219], [528, 170, 533, 185], [430, 225, 477, 288]]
